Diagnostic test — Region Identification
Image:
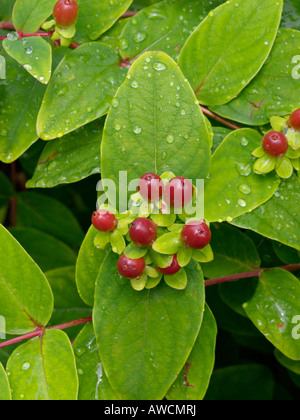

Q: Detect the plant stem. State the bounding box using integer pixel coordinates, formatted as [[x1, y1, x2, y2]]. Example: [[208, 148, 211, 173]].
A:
[[0, 22, 15, 30], [0, 317, 92, 349], [1, 263, 299, 350], [121, 11, 138, 18], [200, 105, 242, 131], [205, 263, 300, 287]]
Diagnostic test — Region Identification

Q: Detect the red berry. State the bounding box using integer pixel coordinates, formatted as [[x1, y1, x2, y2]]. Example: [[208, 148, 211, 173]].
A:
[[157, 254, 181, 275], [91, 210, 117, 232], [164, 176, 193, 208], [262, 131, 288, 158], [138, 173, 164, 202], [288, 109, 300, 130], [53, 0, 78, 27], [117, 255, 145, 279], [129, 218, 157, 247], [181, 221, 211, 249]]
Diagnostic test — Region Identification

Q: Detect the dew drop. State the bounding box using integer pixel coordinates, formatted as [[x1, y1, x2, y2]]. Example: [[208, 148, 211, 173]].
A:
[[21, 362, 31, 371], [133, 32, 146, 43], [237, 198, 247, 208], [239, 184, 251, 195], [133, 126, 142, 134], [166, 134, 174, 144], [240, 137, 249, 146], [153, 62, 166, 71], [23, 64, 32, 72], [131, 80, 139, 88]]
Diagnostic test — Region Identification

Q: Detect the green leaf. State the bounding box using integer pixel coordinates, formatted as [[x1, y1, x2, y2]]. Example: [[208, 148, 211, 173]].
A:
[[204, 129, 280, 223], [3, 36, 52, 84], [274, 349, 300, 375], [94, 252, 205, 399], [0, 171, 14, 223], [232, 174, 300, 251], [9, 227, 77, 272], [178, 0, 283, 105], [119, 0, 224, 61], [0, 48, 46, 163], [148, 248, 173, 268], [102, 50, 211, 206], [276, 157, 294, 179], [6, 329, 78, 400], [76, 226, 108, 307], [75, 0, 134, 43], [16, 191, 84, 248], [212, 126, 232, 154], [37, 43, 127, 140], [0, 0, 14, 21], [110, 229, 126, 254], [166, 305, 217, 400], [177, 246, 193, 267], [272, 242, 300, 265], [282, 0, 300, 30], [164, 268, 187, 290], [244, 268, 300, 361], [124, 242, 148, 259], [151, 213, 176, 227], [73, 323, 118, 400], [204, 364, 274, 400], [219, 277, 258, 317], [253, 154, 277, 175], [0, 224, 53, 335], [0, 362, 11, 400], [152, 231, 182, 255], [192, 244, 214, 263], [45, 266, 91, 330], [206, 285, 261, 337], [26, 119, 102, 188], [12, 0, 57, 33], [211, 29, 300, 125], [202, 224, 261, 279]]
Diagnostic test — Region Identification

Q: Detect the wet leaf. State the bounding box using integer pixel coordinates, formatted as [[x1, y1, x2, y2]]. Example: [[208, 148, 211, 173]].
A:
[[6, 330, 78, 400], [0, 224, 53, 335], [179, 0, 283, 105], [244, 268, 300, 361], [37, 43, 127, 140], [204, 129, 280, 222], [211, 29, 300, 125], [94, 252, 205, 399]]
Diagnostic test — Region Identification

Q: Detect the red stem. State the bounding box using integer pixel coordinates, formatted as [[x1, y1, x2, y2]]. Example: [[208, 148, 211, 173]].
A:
[[121, 11, 138, 18], [0, 22, 15, 30], [1, 263, 300, 350], [0, 317, 92, 349], [205, 263, 300, 287], [200, 105, 242, 131]]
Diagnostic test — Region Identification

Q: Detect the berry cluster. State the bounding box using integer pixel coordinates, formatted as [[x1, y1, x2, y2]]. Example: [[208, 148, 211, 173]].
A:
[[91, 172, 213, 291], [253, 108, 300, 179], [42, 0, 79, 47]]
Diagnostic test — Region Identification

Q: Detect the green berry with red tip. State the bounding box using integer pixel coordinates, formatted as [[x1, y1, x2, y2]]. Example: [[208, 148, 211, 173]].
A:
[[92, 210, 117, 232], [262, 131, 289, 158], [117, 255, 146, 279], [288, 109, 300, 130], [129, 218, 157, 247], [181, 220, 211, 249], [53, 0, 78, 28], [157, 254, 181, 275]]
